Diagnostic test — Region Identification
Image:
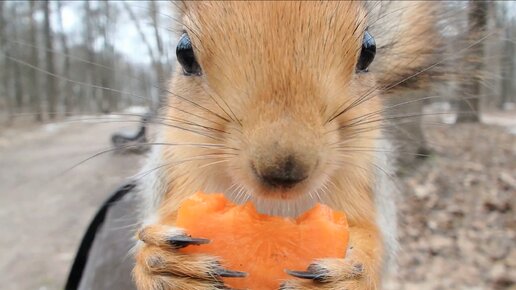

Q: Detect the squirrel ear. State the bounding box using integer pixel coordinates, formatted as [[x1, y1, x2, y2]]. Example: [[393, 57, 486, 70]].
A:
[[367, 2, 442, 92]]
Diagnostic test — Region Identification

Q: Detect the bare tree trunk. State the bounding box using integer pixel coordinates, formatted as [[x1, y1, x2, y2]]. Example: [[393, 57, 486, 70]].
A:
[[7, 5, 24, 112], [101, 0, 117, 113], [456, 0, 488, 123], [29, 1, 43, 122], [43, 0, 57, 119], [500, 19, 515, 109], [0, 1, 12, 125], [9, 4, 24, 114], [12, 59, 23, 112], [84, 0, 97, 113], [57, 0, 73, 116], [149, 1, 165, 111]]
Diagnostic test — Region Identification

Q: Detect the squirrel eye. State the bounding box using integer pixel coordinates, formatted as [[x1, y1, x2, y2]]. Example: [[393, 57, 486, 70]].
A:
[[176, 33, 202, 76], [356, 30, 376, 72]]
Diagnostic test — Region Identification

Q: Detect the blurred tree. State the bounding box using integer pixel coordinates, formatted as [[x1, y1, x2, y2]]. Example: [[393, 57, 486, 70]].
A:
[[10, 4, 24, 114], [149, 0, 165, 110], [29, 1, 42, 122], [0, 1, 11, 124], [43, 0, 57, 119], [99, 0, 117, 113], [56, 0, 73, 116], [456, 0, 488, 123], [500, 12, 515, 109], [122, 1, 155, 108], [0, 0, 177, 122], [83, 0, 97, 113]]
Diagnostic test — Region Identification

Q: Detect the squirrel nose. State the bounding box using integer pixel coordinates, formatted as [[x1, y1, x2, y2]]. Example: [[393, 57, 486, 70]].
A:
[[255, 155, 308, 189]]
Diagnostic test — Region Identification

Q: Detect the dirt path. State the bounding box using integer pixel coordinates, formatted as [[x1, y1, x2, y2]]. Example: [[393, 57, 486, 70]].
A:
[[0, 121, 144, 290]]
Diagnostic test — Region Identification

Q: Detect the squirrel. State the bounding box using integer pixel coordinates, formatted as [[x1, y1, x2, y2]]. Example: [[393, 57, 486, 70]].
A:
[[133, 2, 440, 289]]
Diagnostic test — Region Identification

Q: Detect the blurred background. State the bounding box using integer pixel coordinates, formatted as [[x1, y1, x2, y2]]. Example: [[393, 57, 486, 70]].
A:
[[0, 1, 514, 290]]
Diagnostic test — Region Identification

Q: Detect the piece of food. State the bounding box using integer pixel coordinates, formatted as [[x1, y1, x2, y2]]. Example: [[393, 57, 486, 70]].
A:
[[176, 192, 349, 289]]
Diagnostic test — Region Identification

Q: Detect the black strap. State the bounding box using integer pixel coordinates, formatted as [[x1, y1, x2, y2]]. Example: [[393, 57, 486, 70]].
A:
[[64, 182, 137, 290]]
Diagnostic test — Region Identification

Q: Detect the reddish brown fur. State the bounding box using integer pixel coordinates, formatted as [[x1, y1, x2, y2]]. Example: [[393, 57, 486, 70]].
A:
[[134, 1, 440, 289]]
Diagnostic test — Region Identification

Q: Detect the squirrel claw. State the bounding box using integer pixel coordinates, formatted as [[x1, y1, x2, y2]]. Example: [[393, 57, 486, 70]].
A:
[[166, 235, 210, 248], [213, 267, 247, 278], [286, 265, 329, 282]]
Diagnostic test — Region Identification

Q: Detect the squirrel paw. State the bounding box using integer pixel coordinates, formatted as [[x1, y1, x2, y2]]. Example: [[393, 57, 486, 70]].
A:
[[281, 250, 376, 290], [133, 224, 246, 290]]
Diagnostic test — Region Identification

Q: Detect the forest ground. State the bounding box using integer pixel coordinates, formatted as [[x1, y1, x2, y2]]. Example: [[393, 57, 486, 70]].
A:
[[384, 112, 516, 290], [0, 111, 514, 290]]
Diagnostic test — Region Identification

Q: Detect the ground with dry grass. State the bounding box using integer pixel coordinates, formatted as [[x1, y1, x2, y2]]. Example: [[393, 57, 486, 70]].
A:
[[386, 122, 516, 290]]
